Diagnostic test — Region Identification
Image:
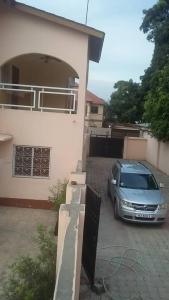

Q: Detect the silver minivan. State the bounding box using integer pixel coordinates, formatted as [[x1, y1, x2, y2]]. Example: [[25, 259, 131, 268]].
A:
[[107, 160, 167, 223]]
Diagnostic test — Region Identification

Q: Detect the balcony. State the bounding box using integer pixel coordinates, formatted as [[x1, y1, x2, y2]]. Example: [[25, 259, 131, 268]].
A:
[[0, 83, 78, 114]]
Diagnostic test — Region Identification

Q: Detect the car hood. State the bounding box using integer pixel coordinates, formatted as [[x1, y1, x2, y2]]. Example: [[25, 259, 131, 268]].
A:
[[119, 188, 165, 205]]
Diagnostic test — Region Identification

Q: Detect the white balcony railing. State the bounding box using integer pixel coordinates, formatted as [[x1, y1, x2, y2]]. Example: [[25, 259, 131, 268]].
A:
[[0, 83, 78, 113]]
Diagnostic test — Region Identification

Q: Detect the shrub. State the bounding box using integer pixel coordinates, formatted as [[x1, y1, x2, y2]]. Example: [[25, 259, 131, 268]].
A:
[[49, 179, 68, 212], [3, 225, 56, 300]]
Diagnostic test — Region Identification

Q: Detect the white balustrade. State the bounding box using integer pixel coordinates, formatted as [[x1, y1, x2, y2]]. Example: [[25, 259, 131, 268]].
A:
[[0, 83, 78, 113]]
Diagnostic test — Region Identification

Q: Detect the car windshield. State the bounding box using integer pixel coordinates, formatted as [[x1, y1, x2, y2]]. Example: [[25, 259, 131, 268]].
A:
[[120, 173, 159, 190]]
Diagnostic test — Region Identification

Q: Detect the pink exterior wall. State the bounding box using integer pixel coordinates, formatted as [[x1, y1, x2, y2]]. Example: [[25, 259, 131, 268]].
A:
[[123, 134, 169, 175], [0, 4, 89, 200], [0, 110, 84, 200], [0, 4, 88, 115], [123, 137, 147, 160], [144, 133, 169, 175], [5, 54, 77, 87], [158, 142, 169, 175], [82, 133, 90, 171], [145, 133, 159, 167]]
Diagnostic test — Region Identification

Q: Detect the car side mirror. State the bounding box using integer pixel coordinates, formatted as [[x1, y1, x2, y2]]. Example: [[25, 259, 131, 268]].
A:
[[160, 183, 165, 188], [111, 179, 117, 185]]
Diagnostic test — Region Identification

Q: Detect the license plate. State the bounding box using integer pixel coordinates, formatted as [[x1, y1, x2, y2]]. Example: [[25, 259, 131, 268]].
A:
[[136, 214, 153, 218]]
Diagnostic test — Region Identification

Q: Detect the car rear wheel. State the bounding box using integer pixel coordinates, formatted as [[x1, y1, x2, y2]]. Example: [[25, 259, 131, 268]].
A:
[[114, 200, 120, 220]]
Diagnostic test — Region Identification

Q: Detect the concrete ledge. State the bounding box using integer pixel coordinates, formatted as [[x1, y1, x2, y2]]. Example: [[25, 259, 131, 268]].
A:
[[0, 197, 53, 210], [54, 184, 86, 300], [70, 172, 86, 185], [54, 202, 85, 300]]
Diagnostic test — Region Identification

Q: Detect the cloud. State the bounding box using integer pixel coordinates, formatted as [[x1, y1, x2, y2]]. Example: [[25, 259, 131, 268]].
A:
[[88, 79, 115, 101]]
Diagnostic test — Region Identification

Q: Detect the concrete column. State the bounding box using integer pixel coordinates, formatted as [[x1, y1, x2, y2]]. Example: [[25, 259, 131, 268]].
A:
[[123, 136, 128, 159], [54, 203, 85, 300], [156, 141, 161, 169]]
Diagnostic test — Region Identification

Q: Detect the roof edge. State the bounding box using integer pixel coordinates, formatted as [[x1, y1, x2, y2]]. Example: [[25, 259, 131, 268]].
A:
[[14, 1, 104, 39], [10, 1, 104, 62]]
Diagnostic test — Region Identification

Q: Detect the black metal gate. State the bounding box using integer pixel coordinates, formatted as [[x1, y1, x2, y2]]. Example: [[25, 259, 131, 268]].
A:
[[89, 136, 124, 158], [82, 185, 101, 286]]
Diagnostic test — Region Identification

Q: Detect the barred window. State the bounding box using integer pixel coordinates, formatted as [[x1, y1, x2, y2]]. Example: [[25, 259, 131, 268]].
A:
[[14, 146, 50, 178]]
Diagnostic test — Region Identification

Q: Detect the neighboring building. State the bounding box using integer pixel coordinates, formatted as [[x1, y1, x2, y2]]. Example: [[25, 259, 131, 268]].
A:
[[85, 90, 105, 128], [0, 0, 104, 206], [111, 124, 140, 138]]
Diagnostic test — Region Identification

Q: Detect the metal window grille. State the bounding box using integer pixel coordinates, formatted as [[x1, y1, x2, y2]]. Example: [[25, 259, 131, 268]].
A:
[[14, 146, 50, 178]]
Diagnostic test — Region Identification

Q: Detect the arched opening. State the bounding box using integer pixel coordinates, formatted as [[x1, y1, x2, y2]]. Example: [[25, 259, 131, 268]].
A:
[[0, 53, 79, 113]]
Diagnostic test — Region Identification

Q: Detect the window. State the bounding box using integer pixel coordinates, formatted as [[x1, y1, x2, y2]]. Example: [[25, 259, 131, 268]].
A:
[[90, 105, 98, 114], [14, 146, 50, 178]]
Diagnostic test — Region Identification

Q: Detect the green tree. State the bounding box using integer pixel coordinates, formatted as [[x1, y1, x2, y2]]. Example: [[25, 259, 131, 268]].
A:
[[140, 0, 169, 70], [140, 0, 169, 96], [144, 65, 169, 141], [49, 179, 67, 212], [140, 0, 169, 140], [106, 80, 144, 124]]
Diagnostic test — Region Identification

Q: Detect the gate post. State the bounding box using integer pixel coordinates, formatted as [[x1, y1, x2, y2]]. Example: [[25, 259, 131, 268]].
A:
[[123, 136, 128, 159]]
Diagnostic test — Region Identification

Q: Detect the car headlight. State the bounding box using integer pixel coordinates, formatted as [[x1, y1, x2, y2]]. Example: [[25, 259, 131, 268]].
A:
[[121, 199, 133, 208], [159, 203, 168, 209]]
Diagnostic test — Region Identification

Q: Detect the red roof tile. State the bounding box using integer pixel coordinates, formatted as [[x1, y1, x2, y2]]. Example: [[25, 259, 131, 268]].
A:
[[86, 90, 105, 105]]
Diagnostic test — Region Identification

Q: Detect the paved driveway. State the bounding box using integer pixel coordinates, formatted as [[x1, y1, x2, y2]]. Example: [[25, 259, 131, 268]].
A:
[[0, 207, 56, 299], [81, 157, 169, 300]]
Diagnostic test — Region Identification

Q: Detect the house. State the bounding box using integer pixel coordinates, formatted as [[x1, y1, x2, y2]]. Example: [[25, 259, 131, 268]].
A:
[[0, 0, 104, 207], [85, 90, 105, 127]]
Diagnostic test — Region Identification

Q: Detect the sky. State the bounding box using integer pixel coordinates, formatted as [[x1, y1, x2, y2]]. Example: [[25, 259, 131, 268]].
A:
[[19, 0, 157, 100]]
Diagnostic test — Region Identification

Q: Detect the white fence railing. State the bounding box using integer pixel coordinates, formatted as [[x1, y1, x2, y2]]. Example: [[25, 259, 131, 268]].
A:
[[0, 83, 78, 113]]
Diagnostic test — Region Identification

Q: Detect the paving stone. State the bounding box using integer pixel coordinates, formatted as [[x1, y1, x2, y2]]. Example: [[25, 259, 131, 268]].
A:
[[80, 157, 169, 300]]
